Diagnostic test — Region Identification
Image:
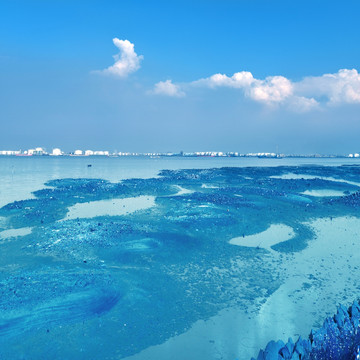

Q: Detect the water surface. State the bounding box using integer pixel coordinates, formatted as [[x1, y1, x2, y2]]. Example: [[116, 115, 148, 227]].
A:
[[1, 157, 360, 360]]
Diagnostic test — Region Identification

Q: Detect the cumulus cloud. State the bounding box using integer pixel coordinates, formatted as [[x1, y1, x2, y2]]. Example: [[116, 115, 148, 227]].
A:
[[152, 80, 185, 97], [286, 96, 320, 113], [194, 71, 255, 88], [190, 68, 360, 111], [195, 72, 303, 107], [194, 72, 296, 106], [295, 69, 360, 105], [99, 38, 143, 78], [96, 39, 360, 111], [248, 76, 293, 103]]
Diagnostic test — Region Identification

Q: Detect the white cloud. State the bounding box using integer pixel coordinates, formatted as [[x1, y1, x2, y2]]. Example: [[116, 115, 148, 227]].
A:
[[194, 72, 294, 105], [248, 76, 293, 103], [286, 96, 319, 112], [194, 71, 255, 88], [295, 69, 360, 105], [100, 38, 143, 78], [96, 39, 360, 111], [191, 68, 360, 111], [152, 80, 185, 97]]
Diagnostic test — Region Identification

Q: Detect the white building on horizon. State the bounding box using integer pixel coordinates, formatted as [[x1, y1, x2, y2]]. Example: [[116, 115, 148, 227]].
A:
[[51, 148, 62, 156], [0, 150, 21, 155], [93, 150, 109, 156], [25, 147, 46, 155]]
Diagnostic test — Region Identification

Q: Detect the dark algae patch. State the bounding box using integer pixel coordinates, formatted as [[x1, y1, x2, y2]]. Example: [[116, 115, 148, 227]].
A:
[[1, 165, 360, 359]]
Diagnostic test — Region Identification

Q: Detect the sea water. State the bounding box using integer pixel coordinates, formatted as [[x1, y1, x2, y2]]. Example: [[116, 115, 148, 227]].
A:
[[1, 156, 358, 208], [1, 156, 360, 360]]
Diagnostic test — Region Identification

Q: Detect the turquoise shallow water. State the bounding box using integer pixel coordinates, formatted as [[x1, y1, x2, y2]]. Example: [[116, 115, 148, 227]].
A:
[[1, 157, 360, 360], [1, 156, 359, 208]]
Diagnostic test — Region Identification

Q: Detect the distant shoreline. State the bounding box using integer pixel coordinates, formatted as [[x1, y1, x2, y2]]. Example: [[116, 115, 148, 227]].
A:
[[0, 154, 356, 159]]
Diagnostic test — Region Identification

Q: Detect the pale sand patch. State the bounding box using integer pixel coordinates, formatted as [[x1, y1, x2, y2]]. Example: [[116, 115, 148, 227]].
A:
[[229, 224, 295, 250], [63, 196, 155, 220], [254, 217, 360, 354], [123, 217, 360, 360], [301, 189, 346, 197], [0, 227, 32, 239]]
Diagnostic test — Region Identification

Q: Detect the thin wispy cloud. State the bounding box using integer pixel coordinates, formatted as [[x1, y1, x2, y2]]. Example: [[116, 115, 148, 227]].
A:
[[151, 69, 360, 112], [96, 38, 143, 78], [151, 80, 185, 97]]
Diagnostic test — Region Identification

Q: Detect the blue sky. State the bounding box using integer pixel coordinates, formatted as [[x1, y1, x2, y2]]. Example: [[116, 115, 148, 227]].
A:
[[1, 0, 360, 154]]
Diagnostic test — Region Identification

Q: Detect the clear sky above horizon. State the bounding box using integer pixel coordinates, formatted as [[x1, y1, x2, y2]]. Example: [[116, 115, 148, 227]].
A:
[[1, 0, 360, 154]]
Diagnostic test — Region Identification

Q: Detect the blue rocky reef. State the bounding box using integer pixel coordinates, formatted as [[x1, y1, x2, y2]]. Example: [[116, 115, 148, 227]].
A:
[[253, 301, 360, 360], [1, 165, 360, 359]]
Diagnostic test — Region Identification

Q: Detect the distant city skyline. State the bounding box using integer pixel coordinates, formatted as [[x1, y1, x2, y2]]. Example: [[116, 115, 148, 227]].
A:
[[1, 1, 360, 153], [1, 146, 360, 158]]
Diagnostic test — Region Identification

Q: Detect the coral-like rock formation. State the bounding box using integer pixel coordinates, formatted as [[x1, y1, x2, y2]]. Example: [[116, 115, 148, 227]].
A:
[[253, 301, 360, 360]]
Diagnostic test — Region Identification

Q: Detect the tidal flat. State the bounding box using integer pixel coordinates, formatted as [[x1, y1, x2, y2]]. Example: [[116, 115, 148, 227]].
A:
[[1, 164, 360, 359]]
